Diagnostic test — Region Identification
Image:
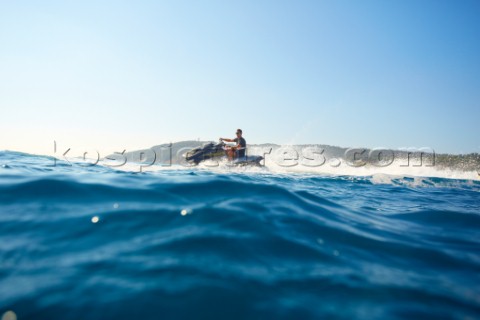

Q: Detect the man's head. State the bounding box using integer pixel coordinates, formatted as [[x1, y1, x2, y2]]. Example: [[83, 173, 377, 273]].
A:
[[236, 129, 242, 137]]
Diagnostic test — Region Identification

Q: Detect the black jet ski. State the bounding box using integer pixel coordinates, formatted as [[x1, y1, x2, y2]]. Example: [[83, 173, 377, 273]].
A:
[[184, 141, 263, 166]]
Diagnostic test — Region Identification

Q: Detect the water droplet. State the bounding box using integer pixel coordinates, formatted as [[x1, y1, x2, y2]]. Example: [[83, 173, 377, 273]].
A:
[[113, 203, 119, 209], [2, 311, 17, 320], [91, 216, 100, 223], [333, 250, 340, 256], [180, 209, 192, 216], [316, 238, 324, 245]]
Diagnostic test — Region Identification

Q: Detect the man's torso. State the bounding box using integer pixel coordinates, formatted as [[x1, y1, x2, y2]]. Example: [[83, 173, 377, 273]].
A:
[[233, 137, 246, 158]]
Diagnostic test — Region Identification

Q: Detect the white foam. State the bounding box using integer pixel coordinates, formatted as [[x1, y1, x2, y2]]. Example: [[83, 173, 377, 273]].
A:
[[91, 144, 480, 182]]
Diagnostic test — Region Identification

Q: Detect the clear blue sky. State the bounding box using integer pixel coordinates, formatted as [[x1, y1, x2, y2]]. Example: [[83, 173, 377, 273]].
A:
[[1, 0, 479, 155]]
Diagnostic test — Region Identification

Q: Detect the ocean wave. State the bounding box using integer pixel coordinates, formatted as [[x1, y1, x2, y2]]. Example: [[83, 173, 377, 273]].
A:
[[0, 151, 479, 319], [97, 141, 479, 181]]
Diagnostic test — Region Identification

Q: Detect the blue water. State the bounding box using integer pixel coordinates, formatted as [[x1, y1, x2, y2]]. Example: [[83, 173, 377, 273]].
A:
[[1, 151, 479, 319]]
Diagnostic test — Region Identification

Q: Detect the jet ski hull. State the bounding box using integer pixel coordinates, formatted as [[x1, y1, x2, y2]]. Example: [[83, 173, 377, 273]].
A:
[[185, 142, 263, 166]]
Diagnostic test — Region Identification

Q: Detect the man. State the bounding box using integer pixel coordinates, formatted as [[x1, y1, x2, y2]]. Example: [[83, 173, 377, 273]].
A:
[[220, 129, 246, 160]]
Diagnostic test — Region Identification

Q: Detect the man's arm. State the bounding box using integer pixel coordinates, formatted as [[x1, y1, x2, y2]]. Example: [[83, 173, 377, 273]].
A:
[[220, 138, 235, 142]]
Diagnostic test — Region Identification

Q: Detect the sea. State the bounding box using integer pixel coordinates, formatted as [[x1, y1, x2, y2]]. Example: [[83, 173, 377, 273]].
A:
[[0, 148, 479, 320]]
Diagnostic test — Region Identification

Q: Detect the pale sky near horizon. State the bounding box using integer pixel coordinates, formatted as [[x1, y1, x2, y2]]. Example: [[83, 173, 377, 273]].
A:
[[1, 0, 479, 156]]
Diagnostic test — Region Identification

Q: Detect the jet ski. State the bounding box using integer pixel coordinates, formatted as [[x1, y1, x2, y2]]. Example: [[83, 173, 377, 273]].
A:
[[184, 141, 264, 166]]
